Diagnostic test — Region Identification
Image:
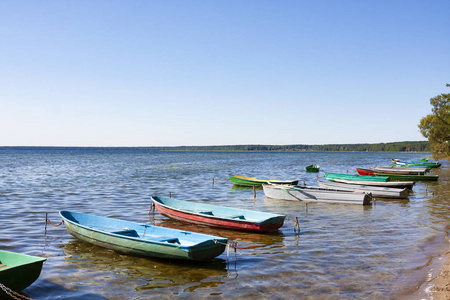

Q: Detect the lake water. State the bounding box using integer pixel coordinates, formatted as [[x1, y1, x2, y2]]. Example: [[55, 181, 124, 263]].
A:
[[0, 148, 448, 299]]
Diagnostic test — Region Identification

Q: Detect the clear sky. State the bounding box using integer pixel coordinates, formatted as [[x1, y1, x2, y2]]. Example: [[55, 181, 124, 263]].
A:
[[1, 1, 449, 146]]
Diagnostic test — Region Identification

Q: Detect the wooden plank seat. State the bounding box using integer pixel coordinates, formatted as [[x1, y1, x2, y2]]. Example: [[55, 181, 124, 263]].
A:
[[199, 211, 214, 215], [111, 229, 140, 237], [229, 215, 246, 220], [158, 237, 180, 244]]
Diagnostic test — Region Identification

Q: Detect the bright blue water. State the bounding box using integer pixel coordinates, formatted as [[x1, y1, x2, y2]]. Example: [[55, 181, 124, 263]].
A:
[[0, 148, 448, 299]]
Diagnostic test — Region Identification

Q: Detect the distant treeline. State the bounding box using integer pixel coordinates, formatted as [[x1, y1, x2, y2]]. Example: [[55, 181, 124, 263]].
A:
[[1, 141, 430, 152], [151, 141, 430, 152]]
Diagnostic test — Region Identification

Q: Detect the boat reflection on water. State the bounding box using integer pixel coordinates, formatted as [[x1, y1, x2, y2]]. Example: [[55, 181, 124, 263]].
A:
[[60, 239, 230, 295], [153, 218, 285, 251]]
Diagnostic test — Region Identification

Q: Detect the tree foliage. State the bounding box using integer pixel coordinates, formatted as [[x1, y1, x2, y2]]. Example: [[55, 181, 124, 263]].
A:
[[418, 84, 450, 159]]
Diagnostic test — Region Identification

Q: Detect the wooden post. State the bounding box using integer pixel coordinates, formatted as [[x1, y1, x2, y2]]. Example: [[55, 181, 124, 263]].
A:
[[212, 178, 215, 185], [303, 181, 306, 187], [294, 217, 300, 233], [305, 203, 308, 213], [169, 192, 172, 198], [45, 212, 48, 235], [253, 185, 256, 199]]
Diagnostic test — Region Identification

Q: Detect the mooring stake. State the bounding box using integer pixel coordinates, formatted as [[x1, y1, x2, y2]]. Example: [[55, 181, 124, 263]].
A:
[[294, 216, 300, 233]]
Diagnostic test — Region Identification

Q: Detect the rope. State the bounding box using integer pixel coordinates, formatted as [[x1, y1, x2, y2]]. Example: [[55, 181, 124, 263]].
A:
[[214, 240, 238, 263], [46, 219, 64, 227], [0, 283, 35, 300], [44, 213, 64, 235]]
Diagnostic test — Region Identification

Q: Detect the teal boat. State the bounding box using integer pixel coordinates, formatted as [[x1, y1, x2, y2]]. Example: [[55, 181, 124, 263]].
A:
[[305, 164, 320, 172], [324, 172, 389, 182], [0, 250, 46, 297], [60, 211, 228, 261], [229, 174, 299, 187]]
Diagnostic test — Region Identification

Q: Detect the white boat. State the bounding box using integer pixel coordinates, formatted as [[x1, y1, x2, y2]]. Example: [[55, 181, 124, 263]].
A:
[[262, 184, 372, 205], [332, 178, 415, 189], [373, 166, 427, 175], [317, 181, 409, 199]]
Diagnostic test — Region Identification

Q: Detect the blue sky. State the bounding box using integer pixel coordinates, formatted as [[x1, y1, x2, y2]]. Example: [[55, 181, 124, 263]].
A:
[[1, 1, 449, 146]]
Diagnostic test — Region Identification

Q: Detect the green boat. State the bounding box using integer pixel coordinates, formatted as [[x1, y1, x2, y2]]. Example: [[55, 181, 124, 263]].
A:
[[229, 174, 299, 187], [324, 172, 389, 182], [374, 172, 438, 181], [392, 159, 441, 168], [0, 250, 46, 297], [305, 164, 320, 172]]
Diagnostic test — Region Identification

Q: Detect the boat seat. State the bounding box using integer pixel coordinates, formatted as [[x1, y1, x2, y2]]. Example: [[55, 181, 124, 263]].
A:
[[199, 211, 214, 215], [158, 237, 180, 244], [111, 229, 140, 237], [229, 215, 246, 220]]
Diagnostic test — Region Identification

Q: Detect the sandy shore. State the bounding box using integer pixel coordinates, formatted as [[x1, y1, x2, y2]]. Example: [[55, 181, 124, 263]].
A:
[[406, 242, 450, 300], [421, 250, 450, 300], [426, 250, 450, 300]]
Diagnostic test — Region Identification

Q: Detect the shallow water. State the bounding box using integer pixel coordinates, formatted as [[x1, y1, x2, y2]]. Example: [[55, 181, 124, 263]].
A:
[[0, 148, 448, 299]]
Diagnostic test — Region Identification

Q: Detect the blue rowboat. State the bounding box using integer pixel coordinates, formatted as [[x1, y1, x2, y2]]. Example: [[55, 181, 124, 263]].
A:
[[0, 250, 46, 297], [60, 211, 228, 261], [151, 196, 285, 232]]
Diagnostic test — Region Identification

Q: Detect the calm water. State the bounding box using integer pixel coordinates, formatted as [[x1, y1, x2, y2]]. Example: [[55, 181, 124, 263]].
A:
[[0, 148, 449, 299]]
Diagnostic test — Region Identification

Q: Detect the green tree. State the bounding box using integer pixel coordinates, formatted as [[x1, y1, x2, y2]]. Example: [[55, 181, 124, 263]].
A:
[[418, 84, 450, 159]]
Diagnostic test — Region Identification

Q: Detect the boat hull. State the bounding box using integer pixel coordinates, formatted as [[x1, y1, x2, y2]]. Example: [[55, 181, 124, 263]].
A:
[[373, 166, 427, 175], [0, 250, 46, 296], [151, 196, 285, 232], [333, 178, 415, 189], [356, 168, 437, 181], [317, 181, 409, 199], [60, 211, 228, 261], [393, 160, 441, 168], [325, 172, 389, 182], [262, 184, 372, 205], [305, 165, 320, 172], [229, 174, 298, 187], [374, 173, 438, 181]]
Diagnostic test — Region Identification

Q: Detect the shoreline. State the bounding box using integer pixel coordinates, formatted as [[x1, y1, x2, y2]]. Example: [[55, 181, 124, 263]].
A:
[[411, 248, 450, 300]]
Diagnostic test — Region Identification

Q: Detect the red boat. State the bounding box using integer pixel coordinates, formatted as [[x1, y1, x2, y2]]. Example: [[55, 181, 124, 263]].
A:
[[356, 168, 375, 176], [151, 196, 285, 232]]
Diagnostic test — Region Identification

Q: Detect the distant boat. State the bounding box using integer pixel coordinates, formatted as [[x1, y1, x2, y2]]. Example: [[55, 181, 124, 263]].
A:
[[262, 183, 372, 205], [392, 159, 441, 168], [373, 166, 428, 175], [229, 174, 299, 187], [331, 178, 415, 189], [305, 164, 320, 172], [317, 181, 409, 199], [60, 211, 228, 261], [324, 172, 389, 182], [0, 250, 46, 297], [356, 168, 438, 181], [151, 196, 285, 232]]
